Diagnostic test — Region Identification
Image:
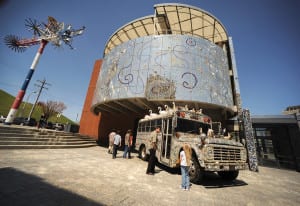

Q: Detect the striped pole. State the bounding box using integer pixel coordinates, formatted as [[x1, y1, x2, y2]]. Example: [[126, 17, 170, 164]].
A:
[[5, 40, 48, 124]]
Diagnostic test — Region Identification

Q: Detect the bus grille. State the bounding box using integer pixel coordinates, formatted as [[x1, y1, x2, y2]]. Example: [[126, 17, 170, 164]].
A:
[[213, 147, 241, 161]]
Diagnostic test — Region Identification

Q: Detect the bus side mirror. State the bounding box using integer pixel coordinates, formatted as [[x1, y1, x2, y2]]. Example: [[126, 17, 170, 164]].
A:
[[200, 133, 206, 145]]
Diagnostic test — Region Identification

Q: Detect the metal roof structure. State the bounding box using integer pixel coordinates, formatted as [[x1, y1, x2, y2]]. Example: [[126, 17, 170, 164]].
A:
[[103, 3, 228, 56], [252, 115, 298, 124]]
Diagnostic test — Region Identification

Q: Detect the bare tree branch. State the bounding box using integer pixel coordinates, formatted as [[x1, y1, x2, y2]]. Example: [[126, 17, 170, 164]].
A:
[[38, 100, 67, 121]]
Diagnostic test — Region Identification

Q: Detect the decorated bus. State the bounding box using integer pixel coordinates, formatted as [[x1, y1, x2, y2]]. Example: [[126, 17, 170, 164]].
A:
[[135, 105, 247, 183]]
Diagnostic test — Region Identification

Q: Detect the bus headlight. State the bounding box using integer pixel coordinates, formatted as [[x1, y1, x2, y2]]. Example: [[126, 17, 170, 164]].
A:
[[240, 149, 247, 161]]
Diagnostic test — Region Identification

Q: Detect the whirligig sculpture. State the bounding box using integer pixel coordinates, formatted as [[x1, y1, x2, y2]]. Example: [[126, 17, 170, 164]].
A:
[[4, 16, 85, 124]]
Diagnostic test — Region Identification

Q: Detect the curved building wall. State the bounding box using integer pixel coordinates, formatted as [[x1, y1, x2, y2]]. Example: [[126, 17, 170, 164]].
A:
[[92, 35, 233, 111]]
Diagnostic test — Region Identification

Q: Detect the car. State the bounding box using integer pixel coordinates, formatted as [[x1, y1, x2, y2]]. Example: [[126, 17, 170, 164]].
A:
[[23, 118, 37, 126], [44, 121, 53, 129], [0, 115, 6, 123], [12, 117, 26, 125], [54, 123, 64, 131], [12, 117, 37, 126]]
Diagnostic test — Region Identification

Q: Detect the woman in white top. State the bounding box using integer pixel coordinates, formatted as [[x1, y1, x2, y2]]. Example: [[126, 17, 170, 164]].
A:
[[180, 144, 192, 191]]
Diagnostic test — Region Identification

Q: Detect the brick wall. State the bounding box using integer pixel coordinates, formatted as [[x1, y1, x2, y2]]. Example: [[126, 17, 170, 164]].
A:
[[79, 59, 102, 139]]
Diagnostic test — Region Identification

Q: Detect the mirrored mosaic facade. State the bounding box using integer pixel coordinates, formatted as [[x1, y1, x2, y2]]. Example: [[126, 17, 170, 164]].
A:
[[92, 35, 233, 109]]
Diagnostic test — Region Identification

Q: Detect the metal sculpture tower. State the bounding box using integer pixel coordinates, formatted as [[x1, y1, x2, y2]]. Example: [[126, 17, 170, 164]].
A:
[[4, 16, 85, 124]]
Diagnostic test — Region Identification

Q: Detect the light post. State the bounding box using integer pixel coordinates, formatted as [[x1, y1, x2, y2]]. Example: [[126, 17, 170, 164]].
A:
[[27, 79, 50, 120]]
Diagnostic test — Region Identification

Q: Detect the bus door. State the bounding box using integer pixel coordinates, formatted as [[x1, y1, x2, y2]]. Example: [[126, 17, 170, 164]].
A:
[[160, 118, 172, 164]]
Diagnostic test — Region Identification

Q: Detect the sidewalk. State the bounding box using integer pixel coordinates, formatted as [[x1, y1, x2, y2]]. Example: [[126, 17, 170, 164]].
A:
[[0, 146, 299, 206]]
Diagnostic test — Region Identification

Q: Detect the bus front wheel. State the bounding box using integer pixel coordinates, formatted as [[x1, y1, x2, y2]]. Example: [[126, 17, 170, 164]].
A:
[[139, 146, 147, 161], [189, 155, 203, 184]]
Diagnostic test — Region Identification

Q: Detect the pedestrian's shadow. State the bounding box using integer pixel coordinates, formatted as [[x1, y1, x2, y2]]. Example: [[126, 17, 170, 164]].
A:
[[155, 162, 181, 175]]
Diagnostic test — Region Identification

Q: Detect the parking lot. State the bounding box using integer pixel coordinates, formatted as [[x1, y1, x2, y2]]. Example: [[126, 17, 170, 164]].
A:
[[0, 146, 299, 206]]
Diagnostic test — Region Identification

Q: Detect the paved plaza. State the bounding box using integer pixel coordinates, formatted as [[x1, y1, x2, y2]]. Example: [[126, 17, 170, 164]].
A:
[[0, 146, 299, 206]]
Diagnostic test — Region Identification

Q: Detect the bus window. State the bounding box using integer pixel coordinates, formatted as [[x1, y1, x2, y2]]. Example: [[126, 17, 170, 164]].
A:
[[150, 120, 155, 131], [138, 122, 142, 132], [166, 135, 171, 158], [168, 120, 172, 134], [155, 119, 162, 130], [142, 122, 145, 132], [175, 118, 210, 135], [162, 118, 172, 159], [148, 121, 151, 132]]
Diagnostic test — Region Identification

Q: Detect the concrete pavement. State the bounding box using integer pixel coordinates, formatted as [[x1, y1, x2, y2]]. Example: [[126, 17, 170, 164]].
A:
[[0, 146, 299, 206]]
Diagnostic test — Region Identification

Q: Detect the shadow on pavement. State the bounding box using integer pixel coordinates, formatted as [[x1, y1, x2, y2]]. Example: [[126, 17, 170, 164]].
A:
[[201, 172, 248, 189], [156, 161, 181, 175], [0, 167, 104, 206], [156, 162, 248, 188]]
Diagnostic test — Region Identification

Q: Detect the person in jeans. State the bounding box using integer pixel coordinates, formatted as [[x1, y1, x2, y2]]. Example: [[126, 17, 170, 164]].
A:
[[123, 129, 133, 158], [180, 144, 192, 191], [127, 131, 133, 158], [112, 131, 121, 159]]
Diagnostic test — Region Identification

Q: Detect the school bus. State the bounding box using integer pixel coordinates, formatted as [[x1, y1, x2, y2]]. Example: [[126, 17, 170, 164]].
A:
[[135, 106, 247, 183]]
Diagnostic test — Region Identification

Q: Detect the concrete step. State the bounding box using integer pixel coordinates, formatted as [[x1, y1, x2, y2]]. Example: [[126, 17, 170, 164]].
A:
[[0, 143, 98, 149], [0, 136, 96, 142], [0, 124, 98, 149], [0, 140, 96, 145]]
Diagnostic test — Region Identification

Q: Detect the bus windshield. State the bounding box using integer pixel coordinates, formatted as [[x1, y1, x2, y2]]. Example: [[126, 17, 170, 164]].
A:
[[175, 118, 210, 135]]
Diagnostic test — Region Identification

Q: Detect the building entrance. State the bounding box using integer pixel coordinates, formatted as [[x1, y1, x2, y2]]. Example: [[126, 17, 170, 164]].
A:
[[98, 112, 142, 147]]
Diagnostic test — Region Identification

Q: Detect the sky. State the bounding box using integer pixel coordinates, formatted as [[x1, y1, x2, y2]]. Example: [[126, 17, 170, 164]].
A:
[[0, 0, 299, 122]]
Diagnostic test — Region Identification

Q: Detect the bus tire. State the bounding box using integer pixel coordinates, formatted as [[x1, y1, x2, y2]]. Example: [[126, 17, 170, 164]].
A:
[[189, 155, 203, 184], [139, 146, 147, 161], [217, 171, 239, 181]]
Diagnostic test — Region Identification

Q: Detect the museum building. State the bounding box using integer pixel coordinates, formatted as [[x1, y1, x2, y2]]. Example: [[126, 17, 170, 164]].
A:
[[80, 3, 241, 143], [78, 3, 300, 171]]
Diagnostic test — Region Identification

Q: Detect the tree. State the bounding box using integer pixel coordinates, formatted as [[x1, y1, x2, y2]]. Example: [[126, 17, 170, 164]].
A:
[[38, 100, 66, 121]]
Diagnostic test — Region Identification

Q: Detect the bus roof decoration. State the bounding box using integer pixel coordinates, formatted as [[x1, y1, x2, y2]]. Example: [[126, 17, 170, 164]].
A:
[[141, 104, 211, 125], [158, 106, 168, 115], [164, 102, 177, 115], [144, 110, 151, 119], [150, 110, 158, 117], [197, 109, 203, 115], [4, 16, 85, 52]]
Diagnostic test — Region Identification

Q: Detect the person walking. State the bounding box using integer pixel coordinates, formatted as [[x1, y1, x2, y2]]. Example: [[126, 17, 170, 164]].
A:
[[146, 126, 161, 175], [128, 131, 133, 159], [108, 130, 116, 154], [38, 114, 46, 129], [123, 129, 133, 159], [112, 131, 122, 159], [180, 144, 192, 191]]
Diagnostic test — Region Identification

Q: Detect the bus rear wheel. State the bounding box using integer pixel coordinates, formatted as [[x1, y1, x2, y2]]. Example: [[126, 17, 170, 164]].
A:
[[189, 155, 203, 184], [217, 171, 239, 181], [139, 146, 147, 161]]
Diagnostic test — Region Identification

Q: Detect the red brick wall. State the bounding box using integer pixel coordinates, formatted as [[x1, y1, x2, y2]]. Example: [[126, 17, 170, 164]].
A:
[[79, 59, 102, 139]]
